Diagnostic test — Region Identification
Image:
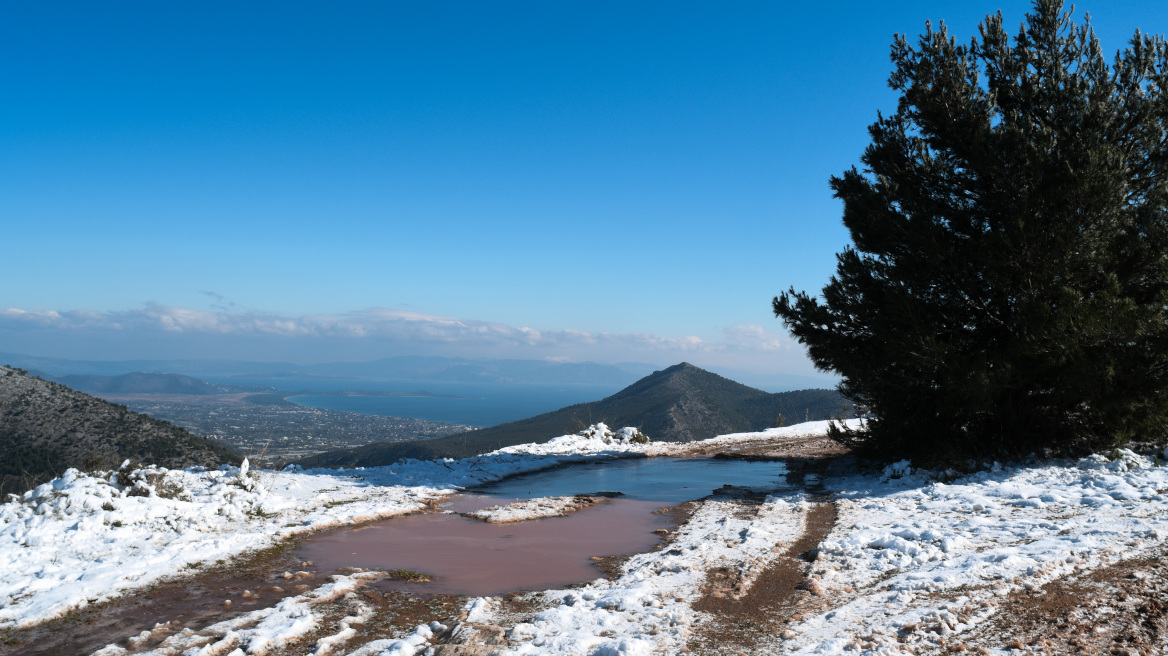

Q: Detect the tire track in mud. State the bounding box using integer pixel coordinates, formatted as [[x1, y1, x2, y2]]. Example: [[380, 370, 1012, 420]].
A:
[[690, 456, 843, 653]]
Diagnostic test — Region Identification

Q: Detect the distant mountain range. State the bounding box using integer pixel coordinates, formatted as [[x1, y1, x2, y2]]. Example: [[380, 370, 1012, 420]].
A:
[[0, 366, 242, 497], [0, 359, 848, 494], [37, 372, 238, 396], [0, 352, 653, 387], [298, 363, 851, 468]]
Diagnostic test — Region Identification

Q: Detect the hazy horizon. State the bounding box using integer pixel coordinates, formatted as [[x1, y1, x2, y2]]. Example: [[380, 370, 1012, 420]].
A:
[[0, 349, 836, 394]]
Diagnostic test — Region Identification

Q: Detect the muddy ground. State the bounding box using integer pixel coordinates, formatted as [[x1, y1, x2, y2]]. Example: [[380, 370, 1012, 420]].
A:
[[5, 432, 1166, 655]]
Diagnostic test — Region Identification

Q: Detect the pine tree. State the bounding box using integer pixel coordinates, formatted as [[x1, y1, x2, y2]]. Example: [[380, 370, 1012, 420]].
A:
[[774, 0, 1168, 458]]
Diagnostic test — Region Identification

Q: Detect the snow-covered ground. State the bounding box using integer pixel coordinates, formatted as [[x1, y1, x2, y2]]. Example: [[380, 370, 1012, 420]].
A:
[[782, 451, 1168, 654], [6, 420, 1168, 655], [492, 490, 811, 656], [0, 423, 658, 631], [478, 437, 1168, 655]]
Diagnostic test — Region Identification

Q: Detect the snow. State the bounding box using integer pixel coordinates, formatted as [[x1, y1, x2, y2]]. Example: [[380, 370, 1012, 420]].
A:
[[464, 495, 607, 523], [90, 571, 377, 655], [495, 423, 651, 456], [498, 492, 808, 655], [5, 420, 1168, 655], [472, 439, 1168, 655], [774, 448, 1168, 654], [448, 424, 1168, 655], [0, 423, 655, 630]]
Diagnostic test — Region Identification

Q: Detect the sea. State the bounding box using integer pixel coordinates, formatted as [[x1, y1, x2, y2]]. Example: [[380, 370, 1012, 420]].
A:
[[200, 375, 621, 428]]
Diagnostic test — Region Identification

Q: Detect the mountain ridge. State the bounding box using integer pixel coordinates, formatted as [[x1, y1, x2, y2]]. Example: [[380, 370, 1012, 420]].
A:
[[44, 372, 234, 396], [0, 365, 242, 497], [297, 362, 851, 467]]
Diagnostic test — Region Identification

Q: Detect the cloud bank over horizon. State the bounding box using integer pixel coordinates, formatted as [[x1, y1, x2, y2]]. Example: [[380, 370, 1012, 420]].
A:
[[0, 304, 826, 384]]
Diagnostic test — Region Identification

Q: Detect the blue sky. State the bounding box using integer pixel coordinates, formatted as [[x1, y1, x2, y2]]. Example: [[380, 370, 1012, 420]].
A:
[[4, 1, 1167, 386]]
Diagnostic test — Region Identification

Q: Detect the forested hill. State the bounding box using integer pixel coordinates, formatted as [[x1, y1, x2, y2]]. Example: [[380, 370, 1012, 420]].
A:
[[0, 365, 242, 497], [298, 362, 850, 468]]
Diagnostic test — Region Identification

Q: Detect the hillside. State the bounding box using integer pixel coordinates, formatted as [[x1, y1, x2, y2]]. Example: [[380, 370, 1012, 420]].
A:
[[298, 362, 850, 467], [0, 365, 242, 497], [45, 372, 231, 396]]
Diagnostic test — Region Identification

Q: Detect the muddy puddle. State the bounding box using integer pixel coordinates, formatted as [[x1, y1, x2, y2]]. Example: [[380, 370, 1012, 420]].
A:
[[297, 457, 789, 596], [5, 457, 789, 655], [299, 499, 673, 596]]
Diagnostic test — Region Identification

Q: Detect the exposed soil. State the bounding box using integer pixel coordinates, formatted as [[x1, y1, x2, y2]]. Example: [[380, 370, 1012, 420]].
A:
[[689, 451, 844, 654], [0, 501, 454, 656], [303, 585, 466, 656], [676, 431, 849, 461], [0, 540, 308, 656], [684, 432, 1168, 655], [960, 546, 1168, 655], [0, 550, 483, 656]]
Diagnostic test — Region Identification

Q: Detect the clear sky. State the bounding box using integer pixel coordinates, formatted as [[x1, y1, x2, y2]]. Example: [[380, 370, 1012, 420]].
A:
[[4, 1, 1167, 386]]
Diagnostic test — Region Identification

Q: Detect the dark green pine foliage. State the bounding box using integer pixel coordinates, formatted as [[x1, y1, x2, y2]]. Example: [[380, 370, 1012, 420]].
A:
[[774, 0, 1168, 458]]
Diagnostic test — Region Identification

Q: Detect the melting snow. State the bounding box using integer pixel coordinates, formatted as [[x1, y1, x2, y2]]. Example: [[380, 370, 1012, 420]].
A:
[[4, 420, 1168, 656], [0, 423, 656, 630]]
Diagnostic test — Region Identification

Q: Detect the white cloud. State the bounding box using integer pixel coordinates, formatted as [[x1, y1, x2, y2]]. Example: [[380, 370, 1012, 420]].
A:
[[716, 323, 786, 351], [0, 304, 824, 380], [1, 304, 707, 349]]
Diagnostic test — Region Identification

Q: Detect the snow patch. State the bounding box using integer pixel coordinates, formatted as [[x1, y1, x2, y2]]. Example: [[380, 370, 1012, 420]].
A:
[[464, 495, 610, 523]]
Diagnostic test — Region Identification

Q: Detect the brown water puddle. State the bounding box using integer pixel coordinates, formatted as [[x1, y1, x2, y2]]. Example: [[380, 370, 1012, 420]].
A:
[[0, 544, 311, 656], [2, 451, 818, 655], [2, 497, 676, 655], [297, 497, 674, 597]]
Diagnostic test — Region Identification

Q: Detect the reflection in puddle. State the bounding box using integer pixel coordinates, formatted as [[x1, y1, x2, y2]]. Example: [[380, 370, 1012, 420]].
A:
[[298, 457, 789, 597], [471, 456, 788, 503], [298, 499, 673, 596]]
